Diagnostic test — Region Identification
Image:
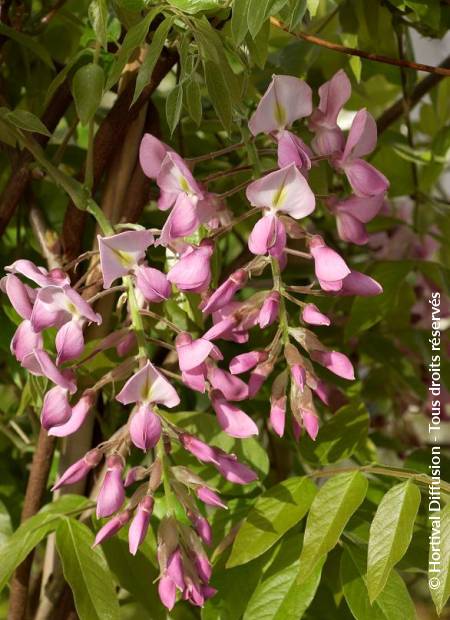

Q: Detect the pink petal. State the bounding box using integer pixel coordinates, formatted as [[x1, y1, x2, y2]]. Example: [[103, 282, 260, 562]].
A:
[[6, 259, 69, 287], [334, 193, 384, 223], [270, 397, 286, 437], [139, 133, 172, 179], [135, 265, 171, 303], [48, 390, 95, 437], [11, 320, 42, 363], [116, 361, 180, 408], [56, 320, 85, 364], [343, 159, 389, 197], [98, 230, 154, 288], [182, 365, 207, 393], [229, 351, 268, 375], [167, 243, 212, 293], [158, 575, 177, 610], [96, 456, 125, 518], [167, 549, 185, 590], [277, 130, 312, 170], [302, 409, 319, 440], [179, 434, 220, 465], [248, 214, 286, 259], [246, 164, 315, 219], [311, 127, 345, 156], [200, 269, 247, 315], [129, 404, 162, 451], [249, 75, 312, 135], [94, 511, 131, 546], [340, 270, 383, 296], [129, 496, 153, 555], [30, 286, 70, 331], [3, 274, 33, 319], [343, 109, 377, 160], [41, 386, 71, 430], [22, 349, 77, 393], [52, 448, 102, 491], [311, 350, 355, 380], [176, 333, 214, 372], [311, 69, 351, 129], [302, 303, 330, 326], [215, 454, 258, 485], [310, 239, 350, 282], [208, 366, 248, 401], [157, 151, 203, 198], [258, 291, 280, 328], [211, 391, 258, 438], [336, 211, 368, 245], [157, 193, 200, 246], [196, 486, 227, 509]]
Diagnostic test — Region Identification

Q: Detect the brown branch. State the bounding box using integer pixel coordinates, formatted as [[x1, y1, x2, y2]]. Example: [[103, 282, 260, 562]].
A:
[[270, 17, 450, 76], [0, 80, 72, 236], [61, 48, 177, 260], [8, 431, 55, 620], [377, 55, 450, 134]]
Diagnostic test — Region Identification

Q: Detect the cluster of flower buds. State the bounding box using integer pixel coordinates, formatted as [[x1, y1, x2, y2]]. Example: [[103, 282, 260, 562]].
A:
[[2, 71, 388, 610]]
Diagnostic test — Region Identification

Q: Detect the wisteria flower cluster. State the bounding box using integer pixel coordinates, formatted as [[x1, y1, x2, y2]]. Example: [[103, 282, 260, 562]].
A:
[[1, 70, 388, 610]]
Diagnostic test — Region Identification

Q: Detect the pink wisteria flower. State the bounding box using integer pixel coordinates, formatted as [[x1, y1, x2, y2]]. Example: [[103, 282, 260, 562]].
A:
[[116, 361, 180, 451], [98, 229, 154, 288], [333, 109, 389, 197], [309, 69, 351, 156], [246, 163, 315, 257]]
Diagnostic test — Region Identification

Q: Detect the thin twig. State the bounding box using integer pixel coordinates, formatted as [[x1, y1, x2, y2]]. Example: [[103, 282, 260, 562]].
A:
[[186, 141, 245, 163], [270, 17, 450, 76], [140, 309, 182, 333]]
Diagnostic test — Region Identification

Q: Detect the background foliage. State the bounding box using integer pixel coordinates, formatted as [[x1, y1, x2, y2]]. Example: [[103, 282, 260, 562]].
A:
[[0, 0, 449, 619]]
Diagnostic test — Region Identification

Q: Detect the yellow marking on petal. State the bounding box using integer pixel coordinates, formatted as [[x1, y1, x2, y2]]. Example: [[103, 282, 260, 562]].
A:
[[274, 101, 286, 128], [179, 176, 191, 193]]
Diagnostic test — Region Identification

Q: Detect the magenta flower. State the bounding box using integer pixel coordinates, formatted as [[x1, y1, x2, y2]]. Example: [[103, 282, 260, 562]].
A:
[[200, 268, 247, 315], [129, 496, 154, 555], [175, 332, 217, 372], [135, 266, 170, 303], [248, 214, 286, 259], [207, 365, 248, 401], [156, 151, 203, 209], [333, 109, 389, 197], [210, 390, 258, 438], [40, 386, 71, 430], [129, 404, 162, 452], [116, 360, 180, 409], [96, 455, 125, 518], [301, 409, 319, 440], [309, 236, 351, 291], [215, 453, 258, 485], [258, 291, 280, 328], [311, 350, 355, 380], [97, 230, 154, 288], [94, 511, 131, 547], [11, 320, 43, 363], [229, 350, 268, 375], [47, 390, 95, 437], [332, 194, 384, 245], [139, 133, 173, 179], [52, 448, 102, 491], [302, 303, 330, 326], [167, 242, 213, 293], [277, 130, 312, 170], [309, 69, 351, 156], [196, 486, 227, 509], [249, 74, 312, 136], [6, 259, 69, 288], [338, 270, 383, 296], [1, 274, 34, 319], [22, 349, 77, 393]]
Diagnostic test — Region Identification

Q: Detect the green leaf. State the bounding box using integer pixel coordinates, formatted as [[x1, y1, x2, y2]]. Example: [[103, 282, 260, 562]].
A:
[[106, 8, 158, 90], [367, 481, 421, 603], [246, 19, 270, 68], [306, 0, 319, 17], [0, 495, 91, 592], [247, 0, 288, 38], [45, 49, 93, 106], [167, 0, 222, 12], [0, 23, 54, 68], [231, 0, 249, 45], [0, 501, 12, 549], [166, 83, 184, 134], [101, 536, 164, 619], [243, 535, 323, 620], [89, 0, 108, 49], [55, 518, 120, 620], [346, 261, 413, 336], [299, 403, 369, 466], [203, 60, 232, 130], [341, 545, 417, 620], [430, 503, 450, 614], [132, 16, 174, 105], [298, 472, 368, 582], [227, 477, 316, 567], [5, 109, 51, 136], [72, 64, 105, 125], [185, 79, 202, 125]]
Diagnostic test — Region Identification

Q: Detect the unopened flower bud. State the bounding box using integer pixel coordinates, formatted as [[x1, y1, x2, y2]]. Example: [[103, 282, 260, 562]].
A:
[[93, 510, 131, 547], [129, 496, 154, 555]]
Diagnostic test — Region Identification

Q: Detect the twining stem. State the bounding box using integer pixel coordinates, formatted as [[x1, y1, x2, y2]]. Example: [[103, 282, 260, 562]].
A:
[[186, 141, 245, 163], [308, 465, 450, 494]]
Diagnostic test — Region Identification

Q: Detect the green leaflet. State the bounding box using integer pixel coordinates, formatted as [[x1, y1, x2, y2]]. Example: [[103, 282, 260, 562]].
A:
[[298, 472, 368, 582], [341, 544, 417, 620], [367, 480, 421, 602], [429, 503, 450, 614], [227, 477, 316, 567], [55, 518, 120, 620]]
